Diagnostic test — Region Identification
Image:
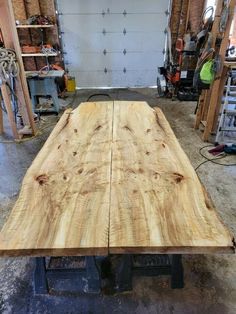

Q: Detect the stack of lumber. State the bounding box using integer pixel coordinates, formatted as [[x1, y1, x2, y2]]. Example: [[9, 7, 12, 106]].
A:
[[0, 102, 234, 256]]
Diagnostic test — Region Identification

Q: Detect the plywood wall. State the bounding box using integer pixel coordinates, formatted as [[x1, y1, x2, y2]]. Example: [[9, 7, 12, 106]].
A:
[[169, 0, 189, 57], [39, 0, 55, 16], [12, 0, 27, 20], [189, 0, 206, 35], [24, 0, 41, 17], [12, 0, 36, 70]]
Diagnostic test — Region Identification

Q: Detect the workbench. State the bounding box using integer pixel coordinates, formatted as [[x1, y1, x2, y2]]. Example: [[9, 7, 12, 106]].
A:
[[0, 101, 234, 294]]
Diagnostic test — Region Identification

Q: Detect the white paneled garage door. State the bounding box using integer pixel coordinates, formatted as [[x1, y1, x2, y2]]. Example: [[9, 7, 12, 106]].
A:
[[57, 0, 170, 88]]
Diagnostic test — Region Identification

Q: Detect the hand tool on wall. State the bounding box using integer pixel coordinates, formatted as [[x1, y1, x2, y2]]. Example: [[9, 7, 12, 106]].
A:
[[0, 47, 19, 138]]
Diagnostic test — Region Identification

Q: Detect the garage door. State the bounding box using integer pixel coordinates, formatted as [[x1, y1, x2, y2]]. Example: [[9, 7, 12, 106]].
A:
[[57, 0, 170, 88]]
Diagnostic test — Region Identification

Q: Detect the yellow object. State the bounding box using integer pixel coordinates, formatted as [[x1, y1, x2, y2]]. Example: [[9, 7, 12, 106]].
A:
[[66, 76, 76, 92]]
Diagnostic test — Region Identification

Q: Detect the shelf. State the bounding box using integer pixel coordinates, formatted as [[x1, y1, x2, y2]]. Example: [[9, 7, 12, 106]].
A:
[[16, 24, 54, 29], [25, 70, 64, 77], [21, 52, 58, 57]]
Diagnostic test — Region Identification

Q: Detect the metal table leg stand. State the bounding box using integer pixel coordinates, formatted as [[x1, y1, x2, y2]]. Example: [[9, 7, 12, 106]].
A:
[[114, 254, 133, 292], [112, 254, 184, 292], [171, 254, 184, 289], [84, 257, 101, 293], [34, 257, 49, 295]]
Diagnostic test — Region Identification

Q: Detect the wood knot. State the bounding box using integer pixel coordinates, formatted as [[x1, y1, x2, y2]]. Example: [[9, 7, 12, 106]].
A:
[[153, 171, 159, 179], [78, 168, 83, 174], [73, 152, 77, 156], [138, 168, 144, 174], [173, 172, 184, 183], [133, 190, 138, 194], [36, 174, 49, 186], [146, 151, 150, 155], [58, 144, 61, 149], [126, 168, 135, 174], [123, 125, 132, 132], [162, 143, 166, 148], [63, 174, 67, 180], [94, 125, 102, 131], [74, 129, 78, 133], [146, 129, 151, 133], [80, 190, 89, 195]]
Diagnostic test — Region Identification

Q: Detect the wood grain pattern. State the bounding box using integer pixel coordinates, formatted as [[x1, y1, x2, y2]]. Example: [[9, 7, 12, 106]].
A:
[[0, 102, 113, 256], [109, 102, 234, 254], [0, 101, 234, 256]]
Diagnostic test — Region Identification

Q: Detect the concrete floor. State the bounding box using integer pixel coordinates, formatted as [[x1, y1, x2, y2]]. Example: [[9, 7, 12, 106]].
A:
[[0, 88, 236, 314]]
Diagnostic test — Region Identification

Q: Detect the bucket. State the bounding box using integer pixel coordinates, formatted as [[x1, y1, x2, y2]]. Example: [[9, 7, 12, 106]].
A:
[[67, 76, 76, 92]]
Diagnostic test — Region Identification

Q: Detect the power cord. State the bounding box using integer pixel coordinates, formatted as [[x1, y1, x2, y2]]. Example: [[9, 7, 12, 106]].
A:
[[86, 93, 111, 102], [195, 145, 236, 171], [0, 48, 19, 83]]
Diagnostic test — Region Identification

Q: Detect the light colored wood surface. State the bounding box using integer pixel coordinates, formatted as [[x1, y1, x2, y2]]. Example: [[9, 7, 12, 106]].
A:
[[109, 102, 234, 254], [224, 61, 236, 67], [0, 101, 234, 256], [0, 102, 113, 256]]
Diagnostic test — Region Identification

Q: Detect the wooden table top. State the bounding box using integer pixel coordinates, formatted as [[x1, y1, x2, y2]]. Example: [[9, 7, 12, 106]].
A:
[[0, 101, 234, 256]]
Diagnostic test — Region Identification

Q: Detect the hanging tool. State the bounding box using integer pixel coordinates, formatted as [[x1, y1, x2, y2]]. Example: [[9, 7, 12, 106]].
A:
[[0, 48, 19, 121], [0, 48, 19, 84], [0, 48, 20, 138]]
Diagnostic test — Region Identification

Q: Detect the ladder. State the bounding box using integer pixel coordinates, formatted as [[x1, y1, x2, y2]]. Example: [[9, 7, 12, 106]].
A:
[[215, 69, 236, 144]]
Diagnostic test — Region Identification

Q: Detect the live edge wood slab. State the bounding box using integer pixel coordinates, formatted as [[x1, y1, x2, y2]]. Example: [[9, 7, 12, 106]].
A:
[[0, 102, 234, 257]]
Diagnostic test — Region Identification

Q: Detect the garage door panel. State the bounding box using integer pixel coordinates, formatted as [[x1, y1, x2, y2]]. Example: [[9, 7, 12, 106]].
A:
[[60, 14, 167, 33], [65, 52, 163, 71], [68, 69, 157, 88], [62, 32, 165, 54], [58, 0, 168, 14]]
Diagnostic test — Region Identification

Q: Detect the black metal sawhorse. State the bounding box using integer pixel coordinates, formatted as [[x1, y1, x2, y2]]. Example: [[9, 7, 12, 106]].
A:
[[34, 254, 184, 295], [114, 254, 184, 292], [34, 256, 101, 294]]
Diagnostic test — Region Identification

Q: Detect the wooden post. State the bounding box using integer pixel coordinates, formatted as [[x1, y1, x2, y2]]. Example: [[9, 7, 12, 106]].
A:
[[194, 0, 224, 130], [212, 65, 228, 133], [194, 91, 206, 129], [0, 101, 3, 135], [203, 0, 236, 141], [203, 89, 212, 121], [0, 84, 19, 139], [0, 0, 36, 135], [185, 0, 190, 33], [211, 0, 224, 46]]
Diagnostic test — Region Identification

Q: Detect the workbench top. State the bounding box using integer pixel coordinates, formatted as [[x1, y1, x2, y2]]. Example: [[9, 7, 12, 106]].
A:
[[26, 70, 64, 78], [0, 102, 234, 256]]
